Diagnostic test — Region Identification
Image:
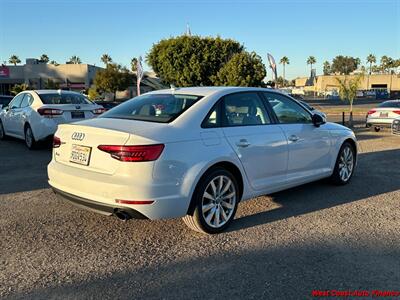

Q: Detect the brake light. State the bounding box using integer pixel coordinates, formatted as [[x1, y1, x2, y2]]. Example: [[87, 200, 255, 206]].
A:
[[97, 144, 164, 162], [393, 110, 400, 115], [115, 199, 154, 205], [92, 108, 106, 115], [367, 110, 376, 115], [53, 136, 61, 148], [38, 108, 63, 118]]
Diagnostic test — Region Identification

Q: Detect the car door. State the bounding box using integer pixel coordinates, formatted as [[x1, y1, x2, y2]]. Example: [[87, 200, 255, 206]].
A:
[[15, 93, 33, 136], [262, 92, 332, 184], [216, 92, 289, 192], [3, 94, 25, 135]]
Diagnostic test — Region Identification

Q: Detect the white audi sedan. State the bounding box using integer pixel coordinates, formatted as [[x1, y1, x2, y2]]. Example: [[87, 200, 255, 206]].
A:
[[48, 87, 357, 234], [0, 90, 104, 149], [366, 100, 400, 132]]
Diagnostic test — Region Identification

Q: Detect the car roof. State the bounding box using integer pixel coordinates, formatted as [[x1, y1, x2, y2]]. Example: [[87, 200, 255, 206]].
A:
[[33, 90, 83, 95], [147, 86, 280, 97]]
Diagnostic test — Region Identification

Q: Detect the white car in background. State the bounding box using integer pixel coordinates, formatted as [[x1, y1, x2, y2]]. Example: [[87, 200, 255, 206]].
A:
[[366, 100, 400, 132], [48, 87, 358, 234], [0, 90, 105, 149]]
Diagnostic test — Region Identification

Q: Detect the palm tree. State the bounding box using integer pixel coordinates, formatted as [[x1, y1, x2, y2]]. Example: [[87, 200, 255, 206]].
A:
[[40, 54, 49, 63], [279, 56, 289, 86], [69, 55, 81, 64], [9, 55, 21, 66], [306, 56, 316, 74], [366, 54, 376, 89], [101, 54, 112, 66]]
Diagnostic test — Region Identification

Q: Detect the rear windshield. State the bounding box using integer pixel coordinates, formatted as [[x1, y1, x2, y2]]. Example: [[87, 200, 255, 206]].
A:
[[101, 94, 203, 123], [378, 101, 400, 108], [39, 93, 92, 105]]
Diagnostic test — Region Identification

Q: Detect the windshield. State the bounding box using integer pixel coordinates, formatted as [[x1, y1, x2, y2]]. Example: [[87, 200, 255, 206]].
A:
[[378, 101, 400, 108], [39, 93, 92, 105], [101, 93, 203, 123]]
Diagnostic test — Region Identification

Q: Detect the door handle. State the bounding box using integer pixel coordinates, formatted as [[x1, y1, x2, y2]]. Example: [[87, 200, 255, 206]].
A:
[[236, 139, 250, 148], [288, 135, 299, 142]]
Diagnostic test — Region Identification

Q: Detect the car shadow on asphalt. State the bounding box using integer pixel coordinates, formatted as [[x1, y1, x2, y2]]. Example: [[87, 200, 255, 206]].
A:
[[0, 138, 51, 195], [9, 241, 400, 299], [228, 148, 400, 233]]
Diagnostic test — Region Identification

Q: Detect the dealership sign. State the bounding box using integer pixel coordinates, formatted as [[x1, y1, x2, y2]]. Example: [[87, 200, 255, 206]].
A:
[[0, 66, 10, 77]]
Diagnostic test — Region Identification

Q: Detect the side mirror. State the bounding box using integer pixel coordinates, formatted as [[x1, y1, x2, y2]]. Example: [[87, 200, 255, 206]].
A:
[[312, 113, 326, 127]]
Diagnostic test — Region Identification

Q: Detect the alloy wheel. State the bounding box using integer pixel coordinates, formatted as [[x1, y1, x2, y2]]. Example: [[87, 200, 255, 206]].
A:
[[338, 146, 354, 182], [201, 175, 236, 228], [25, 127, 33, 148]]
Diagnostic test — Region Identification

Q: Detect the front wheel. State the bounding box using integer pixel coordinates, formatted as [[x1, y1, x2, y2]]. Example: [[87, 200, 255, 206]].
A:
[[330, 142, 356, 185], [183, 168, 239, 234]]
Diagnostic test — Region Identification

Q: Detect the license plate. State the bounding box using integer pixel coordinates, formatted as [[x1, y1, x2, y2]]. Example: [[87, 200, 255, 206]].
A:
[[71, 111, 85, 119], [70, 144, 92, 166], [380, 112, 388, 118]]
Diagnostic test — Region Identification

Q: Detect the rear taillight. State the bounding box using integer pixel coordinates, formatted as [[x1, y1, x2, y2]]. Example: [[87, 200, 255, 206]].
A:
[[393, 110, 400, 115], [53, 136, 61, 148], [97, 144, 164, 162], [367, 110, 376, 115], [38, 108, 63, 118], [92, 108, 106, 115]]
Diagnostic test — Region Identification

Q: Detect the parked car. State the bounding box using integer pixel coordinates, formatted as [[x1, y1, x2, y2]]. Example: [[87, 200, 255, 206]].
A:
[[392, 117, 400, 135], [366, 100, 400, 132], [0, 95, 13, 110], [48, 87, 357, 234], [0, 90, 105, 149], [94, 101, 120, 111]]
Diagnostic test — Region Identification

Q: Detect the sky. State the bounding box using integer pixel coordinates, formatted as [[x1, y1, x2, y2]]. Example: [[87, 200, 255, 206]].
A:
[[0, 0, 399, 80]]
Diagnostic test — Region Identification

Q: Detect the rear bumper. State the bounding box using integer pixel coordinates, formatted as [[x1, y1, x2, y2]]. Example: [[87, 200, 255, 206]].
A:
[[52, 187, 148, 219], [366, 117, 396, 128]]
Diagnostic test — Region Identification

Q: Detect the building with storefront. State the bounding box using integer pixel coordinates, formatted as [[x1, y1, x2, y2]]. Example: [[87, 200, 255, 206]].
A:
[[0, 59, 103, 95]]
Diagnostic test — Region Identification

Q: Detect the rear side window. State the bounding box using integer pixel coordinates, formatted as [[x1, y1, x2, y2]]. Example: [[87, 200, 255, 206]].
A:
[[101, 94, 203, 123], [20, 94, 34, 108], [222, 92, 271, 126], [379, 101, 400, 108], [39, 93, 91, 105]]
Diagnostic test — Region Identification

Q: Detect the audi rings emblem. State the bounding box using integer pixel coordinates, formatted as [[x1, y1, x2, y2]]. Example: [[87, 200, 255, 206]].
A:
[[71, 132, 85, 141]]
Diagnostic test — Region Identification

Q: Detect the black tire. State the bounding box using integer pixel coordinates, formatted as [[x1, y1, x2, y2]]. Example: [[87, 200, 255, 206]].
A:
[[24, 124, 37, 150], [0, 120, 7, 140], [330, 142, 356, 185], [374, 127, 381, 132], [183, 167, 239, 234]]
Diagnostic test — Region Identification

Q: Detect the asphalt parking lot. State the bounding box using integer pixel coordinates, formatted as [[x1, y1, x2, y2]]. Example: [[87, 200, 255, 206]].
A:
[[1, 128, 399, 299]]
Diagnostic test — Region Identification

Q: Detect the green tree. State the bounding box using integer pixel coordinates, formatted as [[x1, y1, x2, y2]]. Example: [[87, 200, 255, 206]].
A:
[[323, 61, 331, 75], [147, 35, 243, 86], [49, 60, 59, 66], [40, 54, 49, 63], [131, 57, 138, 72], [279, 56, 289, 86], [366, 54, 376, 75], [9, 55, 21, 66], [101, 54, 112, 66], [276, 76, 289, 87], [69, 55, 81, 64], [11, 83, 29, 95], [380, 55, 394, 73], [331, 56, 359, 75], [306, 56, 316, 74], [94, 63, 131, 100], [212, 52, 266, 87], [335, 74, 364, 127], [88, 87, 100, 100]]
